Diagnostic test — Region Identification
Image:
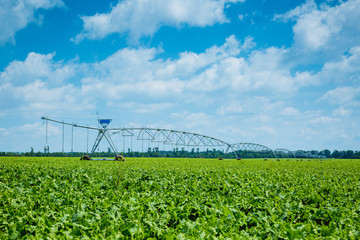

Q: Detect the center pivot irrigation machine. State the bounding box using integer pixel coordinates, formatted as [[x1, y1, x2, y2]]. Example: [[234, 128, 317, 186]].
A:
[[41, 116, 327, 160]]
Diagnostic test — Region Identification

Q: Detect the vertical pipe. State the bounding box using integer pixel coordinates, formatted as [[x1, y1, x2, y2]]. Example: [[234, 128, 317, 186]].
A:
[[45, 119, 48, 146], [62, 121, 64, 153], [97, 112, 99, 152], [158, 134, 160, 149], [123, 134, 125, 153], [71, 125, 74, 152], [87, 126, 89, 153], [119, 131, 122, 154]]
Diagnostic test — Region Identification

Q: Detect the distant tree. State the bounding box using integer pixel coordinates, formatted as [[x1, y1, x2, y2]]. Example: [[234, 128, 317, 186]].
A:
[[344, 150, 354, 159], [323, 149, 331, 158], [181, 148, 185, 157], [332, 150, 340, 158]]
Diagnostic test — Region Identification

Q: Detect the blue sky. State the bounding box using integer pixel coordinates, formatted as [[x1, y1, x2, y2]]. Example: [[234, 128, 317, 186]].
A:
[[0, 0, 359, 153]]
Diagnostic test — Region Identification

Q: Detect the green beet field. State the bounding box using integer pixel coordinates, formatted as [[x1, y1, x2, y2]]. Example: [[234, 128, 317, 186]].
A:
[[1, 157, 359, 239]]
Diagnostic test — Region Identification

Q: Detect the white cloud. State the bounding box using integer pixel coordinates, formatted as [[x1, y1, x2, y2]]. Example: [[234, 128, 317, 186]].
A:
[[2, 1, 360, 152], [309, 116, 336, 125], [332, 106, 351, 117], [0, 35, 322, 121], [0, 51, 92, 117], [281, 107, 300, 116], [277, 0, 360, 53], [158, 35, 242, 79], [74, 0, 243, 44], [253, 126, 278, 136], [81, 78, 185, 100], [320, 86, 360, 105], [274, 0, 317, 21], [183, 112, 213, 130], [169, 111, 214, 133], [0, 127, 10, 136], [0, 52, 76, 86], [216, 100, 243, 115], [238, 47, 317, 93], [211, 96, 359, 151], [244, 47, 294, 92], [16, 81, 86, 111], [0, 0, 64, 45], [0, 79, 94, 118], [19, 122, 59, 137], [78, 35, 311, 100], [318, 46, 360, 83], [5, 34, 359, 152], [115, 102, 175, 113]]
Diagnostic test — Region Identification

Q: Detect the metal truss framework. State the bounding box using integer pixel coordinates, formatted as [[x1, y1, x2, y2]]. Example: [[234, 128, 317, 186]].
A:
[[293, 150, 325, 159], [274, 148, 295, 158], [40, 116, 327, 159], [112, 128, 229, 147], [305, 151, 327, 159], [295, 150, 307, 158], [90, 123, 118, 157], [230, 143, 276, 158]]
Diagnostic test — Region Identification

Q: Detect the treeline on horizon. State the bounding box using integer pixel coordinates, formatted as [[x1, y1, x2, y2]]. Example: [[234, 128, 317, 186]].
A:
[[1, 147, 360, 159]]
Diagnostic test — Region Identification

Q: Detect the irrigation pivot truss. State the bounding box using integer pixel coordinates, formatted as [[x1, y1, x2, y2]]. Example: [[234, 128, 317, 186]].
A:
[[40, 116, 326, 160], [112, 128, 229, 147], [230, 143, 277, 158], [274, 148, 296, 158], [41, 116, 232, 158]]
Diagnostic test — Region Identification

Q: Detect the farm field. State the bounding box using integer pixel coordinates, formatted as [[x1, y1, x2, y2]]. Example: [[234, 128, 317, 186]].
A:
[[1, 157, 360, 239]]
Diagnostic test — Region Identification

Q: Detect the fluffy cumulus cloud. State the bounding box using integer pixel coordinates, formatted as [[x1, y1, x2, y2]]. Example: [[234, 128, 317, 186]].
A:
[[2, 1, 360, 152], [0, 52, 92, 117], [1, 35, 319, 117], [74, 0, 243, 44], [0, 0, 64, 44], [0, 80, 93, 116], [315, 44, 360, 108], [78, 35, 318, 101], [2, 31, 360, 150], [318, 46, 360, 84], [276, 0, 360, 56], [0, 52, 76, 86]]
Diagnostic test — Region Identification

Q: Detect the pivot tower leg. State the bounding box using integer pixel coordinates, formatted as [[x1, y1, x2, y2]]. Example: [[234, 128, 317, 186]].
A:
[[90, 129, 119, 158]]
